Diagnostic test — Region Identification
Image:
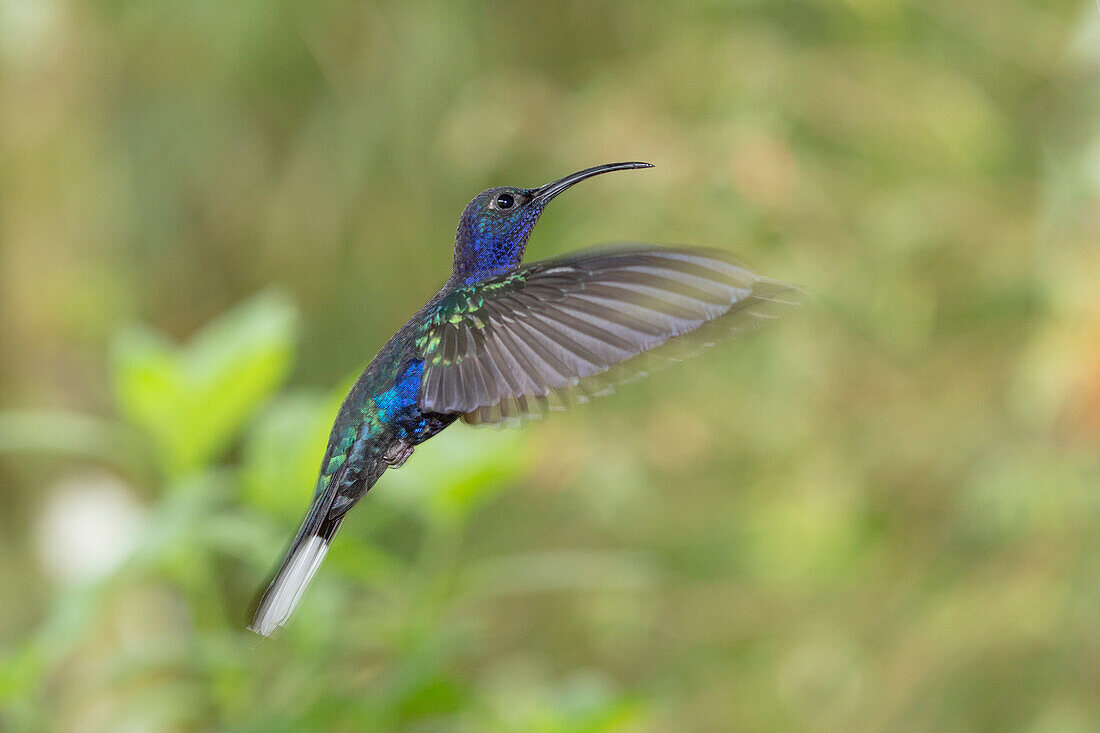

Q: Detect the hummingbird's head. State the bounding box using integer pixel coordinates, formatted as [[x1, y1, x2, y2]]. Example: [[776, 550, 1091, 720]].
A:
[[452, 161, 653, 284]]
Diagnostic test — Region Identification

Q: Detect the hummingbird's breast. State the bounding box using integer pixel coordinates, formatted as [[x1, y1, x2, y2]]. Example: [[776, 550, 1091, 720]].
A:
[[319, 294, 459, 491]]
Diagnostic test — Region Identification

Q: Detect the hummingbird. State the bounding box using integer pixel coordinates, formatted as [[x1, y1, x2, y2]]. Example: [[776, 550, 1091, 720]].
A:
[[250, 162, 796, 636]]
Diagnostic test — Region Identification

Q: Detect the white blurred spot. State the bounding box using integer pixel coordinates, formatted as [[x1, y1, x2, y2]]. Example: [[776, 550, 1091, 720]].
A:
[[35, 474, 146, 585], [0, 0, 60, 63]]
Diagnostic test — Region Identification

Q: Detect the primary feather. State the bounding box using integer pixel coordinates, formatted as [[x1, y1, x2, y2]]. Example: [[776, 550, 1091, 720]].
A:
[[415, 245, 799, 425]]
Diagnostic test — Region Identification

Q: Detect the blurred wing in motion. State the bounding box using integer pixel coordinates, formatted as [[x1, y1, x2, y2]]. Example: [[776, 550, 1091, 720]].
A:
[[415, 245, 799, 427]]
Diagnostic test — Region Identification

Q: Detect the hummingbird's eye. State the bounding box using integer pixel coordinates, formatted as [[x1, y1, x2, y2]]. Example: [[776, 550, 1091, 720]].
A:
[[493, 193, 515, 210]]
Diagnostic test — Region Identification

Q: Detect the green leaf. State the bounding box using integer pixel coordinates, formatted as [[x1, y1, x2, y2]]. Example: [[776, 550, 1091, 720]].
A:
[[112, 290, 298, 478], [382, 426, 530, 526], [239, 390, 337, 522]]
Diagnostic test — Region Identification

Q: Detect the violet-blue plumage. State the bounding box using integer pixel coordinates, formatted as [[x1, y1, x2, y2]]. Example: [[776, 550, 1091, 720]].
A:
[[250, 161, 798, 637], [451, 162, 656, 284], [453, 187, 542, 283], [372, 359, 423, 424]]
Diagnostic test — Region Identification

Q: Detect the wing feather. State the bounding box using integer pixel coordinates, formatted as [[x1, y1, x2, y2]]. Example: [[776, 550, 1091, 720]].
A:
[[416, 245, 799, 423]]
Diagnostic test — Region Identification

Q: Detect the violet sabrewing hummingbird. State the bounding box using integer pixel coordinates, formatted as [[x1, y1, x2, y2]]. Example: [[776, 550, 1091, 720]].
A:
[[250, 162, 797, 636]]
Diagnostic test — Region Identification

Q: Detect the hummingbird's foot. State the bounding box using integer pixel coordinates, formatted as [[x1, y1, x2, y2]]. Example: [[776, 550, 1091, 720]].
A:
[[383, 440, 414, 468]]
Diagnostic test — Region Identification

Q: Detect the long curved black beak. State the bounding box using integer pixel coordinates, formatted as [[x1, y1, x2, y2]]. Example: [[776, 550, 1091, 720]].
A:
[[532, 161, 653, 204]]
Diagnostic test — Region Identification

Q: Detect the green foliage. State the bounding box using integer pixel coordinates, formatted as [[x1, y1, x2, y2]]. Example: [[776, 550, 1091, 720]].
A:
[[241, 389, 339, 521], [384, 426, 529, 525], [0, 292, 645, 731], [2, 1, 1100, 731], [112, 291, 298, 478]]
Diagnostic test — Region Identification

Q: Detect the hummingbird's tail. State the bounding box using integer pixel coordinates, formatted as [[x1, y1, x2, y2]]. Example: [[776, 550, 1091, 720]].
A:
[[249, 481, 344, 637]]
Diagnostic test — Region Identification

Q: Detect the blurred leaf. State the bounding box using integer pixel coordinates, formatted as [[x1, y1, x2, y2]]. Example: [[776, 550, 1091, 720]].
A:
[[482, 668, 646, 733], [958, 447, 1094, 544], [239, 389, 337, 522], [112, 290, 298, 478], [0, 409, 150, 475], [459, 550, 658, 602], [383, 426, 530, 526], [740, 484, 868, 590]]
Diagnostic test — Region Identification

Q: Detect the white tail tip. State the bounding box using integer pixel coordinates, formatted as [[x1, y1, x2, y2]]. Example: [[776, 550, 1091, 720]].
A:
[[249, 535, 329, 637]]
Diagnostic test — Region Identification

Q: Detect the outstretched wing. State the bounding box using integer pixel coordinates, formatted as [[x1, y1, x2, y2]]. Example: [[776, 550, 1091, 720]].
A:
[[415, 245, 799, 426]]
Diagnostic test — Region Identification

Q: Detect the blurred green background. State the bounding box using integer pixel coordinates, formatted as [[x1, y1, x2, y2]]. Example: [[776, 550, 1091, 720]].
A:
[[2, 0, 1099, 730]]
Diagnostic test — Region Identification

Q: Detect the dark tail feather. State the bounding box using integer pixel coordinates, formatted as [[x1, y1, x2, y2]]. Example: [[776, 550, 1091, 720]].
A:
[[249, 484, 344, 637]]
